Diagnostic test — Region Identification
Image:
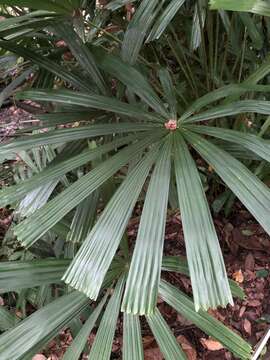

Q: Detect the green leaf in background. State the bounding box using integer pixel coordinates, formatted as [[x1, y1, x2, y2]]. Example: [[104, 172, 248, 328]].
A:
[[0, 307, 17, 331], [174, 132, 233, 311], [147, 0, 186, 42], [53, 23, 107, 94], [0, 43, 92, 92], [121, 0, 159, 64], [0, 0, 73, 12], [158, 68, 177, 120], [94, 48, 168, 118], [0, 259, 69, 292], [16, 89, 163, 122], [210, 0, 270, 17], [0, 291, 89, 360]]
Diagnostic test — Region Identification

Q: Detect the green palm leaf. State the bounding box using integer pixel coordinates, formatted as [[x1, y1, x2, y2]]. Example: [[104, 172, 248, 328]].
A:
[[186, 125, 270, 163], [210, 0, 270, 17], [183, 100, 270, 124], [123, 314, 144, 360], [0, 133, 139, 206], [173, 132, 233, 311], [16, 89, 163, 123], [0, 291, 89, 360], [0, 259, 69, 292], [63, 294, 108, 360], [180, 83, 270, 121], [162, 256, 245, 300], [122, 138, 171, 315], [0, 122, 154, 157], [0, 307, 17, 331], [89, 276, 125, 359], [147, 308, 187, 360], [14, 132, 164, 248], [63, 143, 161, 299], [184, 130, 270, 235], [159, 280, 252, 359]]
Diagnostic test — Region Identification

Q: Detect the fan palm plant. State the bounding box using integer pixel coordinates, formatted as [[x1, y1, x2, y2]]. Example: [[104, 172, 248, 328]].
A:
[[0, 0, 269, 359]]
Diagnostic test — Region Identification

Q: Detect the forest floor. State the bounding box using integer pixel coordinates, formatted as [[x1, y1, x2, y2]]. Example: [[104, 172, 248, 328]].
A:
[[1, 106, 270, 360]]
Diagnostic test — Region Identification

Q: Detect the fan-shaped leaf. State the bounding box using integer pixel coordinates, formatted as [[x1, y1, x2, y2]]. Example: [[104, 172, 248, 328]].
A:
[[63, 142, 161, 299]]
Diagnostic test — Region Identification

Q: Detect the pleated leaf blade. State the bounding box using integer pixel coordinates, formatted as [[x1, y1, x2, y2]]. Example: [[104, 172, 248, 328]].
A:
[[0, 291, 89, 360], [173, 132, 233, 311], [0, 259, 69, 292], [184, 130, 270, 236], [122, 138, 171, 315], [63, 143, 161, 299], [14, 133, 164, 248], [123, 314, 144, 360], [89, 276, 125, 359], [185, 125, 270, 163], [147, 308, 187, 360], [63, 294, 108, 360], [159, 280, 252, 360]]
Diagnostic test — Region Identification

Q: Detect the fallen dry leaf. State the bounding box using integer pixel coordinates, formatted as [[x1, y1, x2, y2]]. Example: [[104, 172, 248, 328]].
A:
[[177, 335, 197, 360], [144, 347, 163, 360], [239, 306, 246, 318], [142, 336, 155, 349], [232, 269, 244, 283], [245, 253, 255, 272], [248, 299, 261, 307], [243, 319, 252, 336], [200, 338, 224, 351], [177, 313, 193, 326]]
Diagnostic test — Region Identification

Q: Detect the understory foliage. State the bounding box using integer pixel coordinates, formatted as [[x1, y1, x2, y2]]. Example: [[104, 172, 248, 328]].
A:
[[0, 0, 270, 359]]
